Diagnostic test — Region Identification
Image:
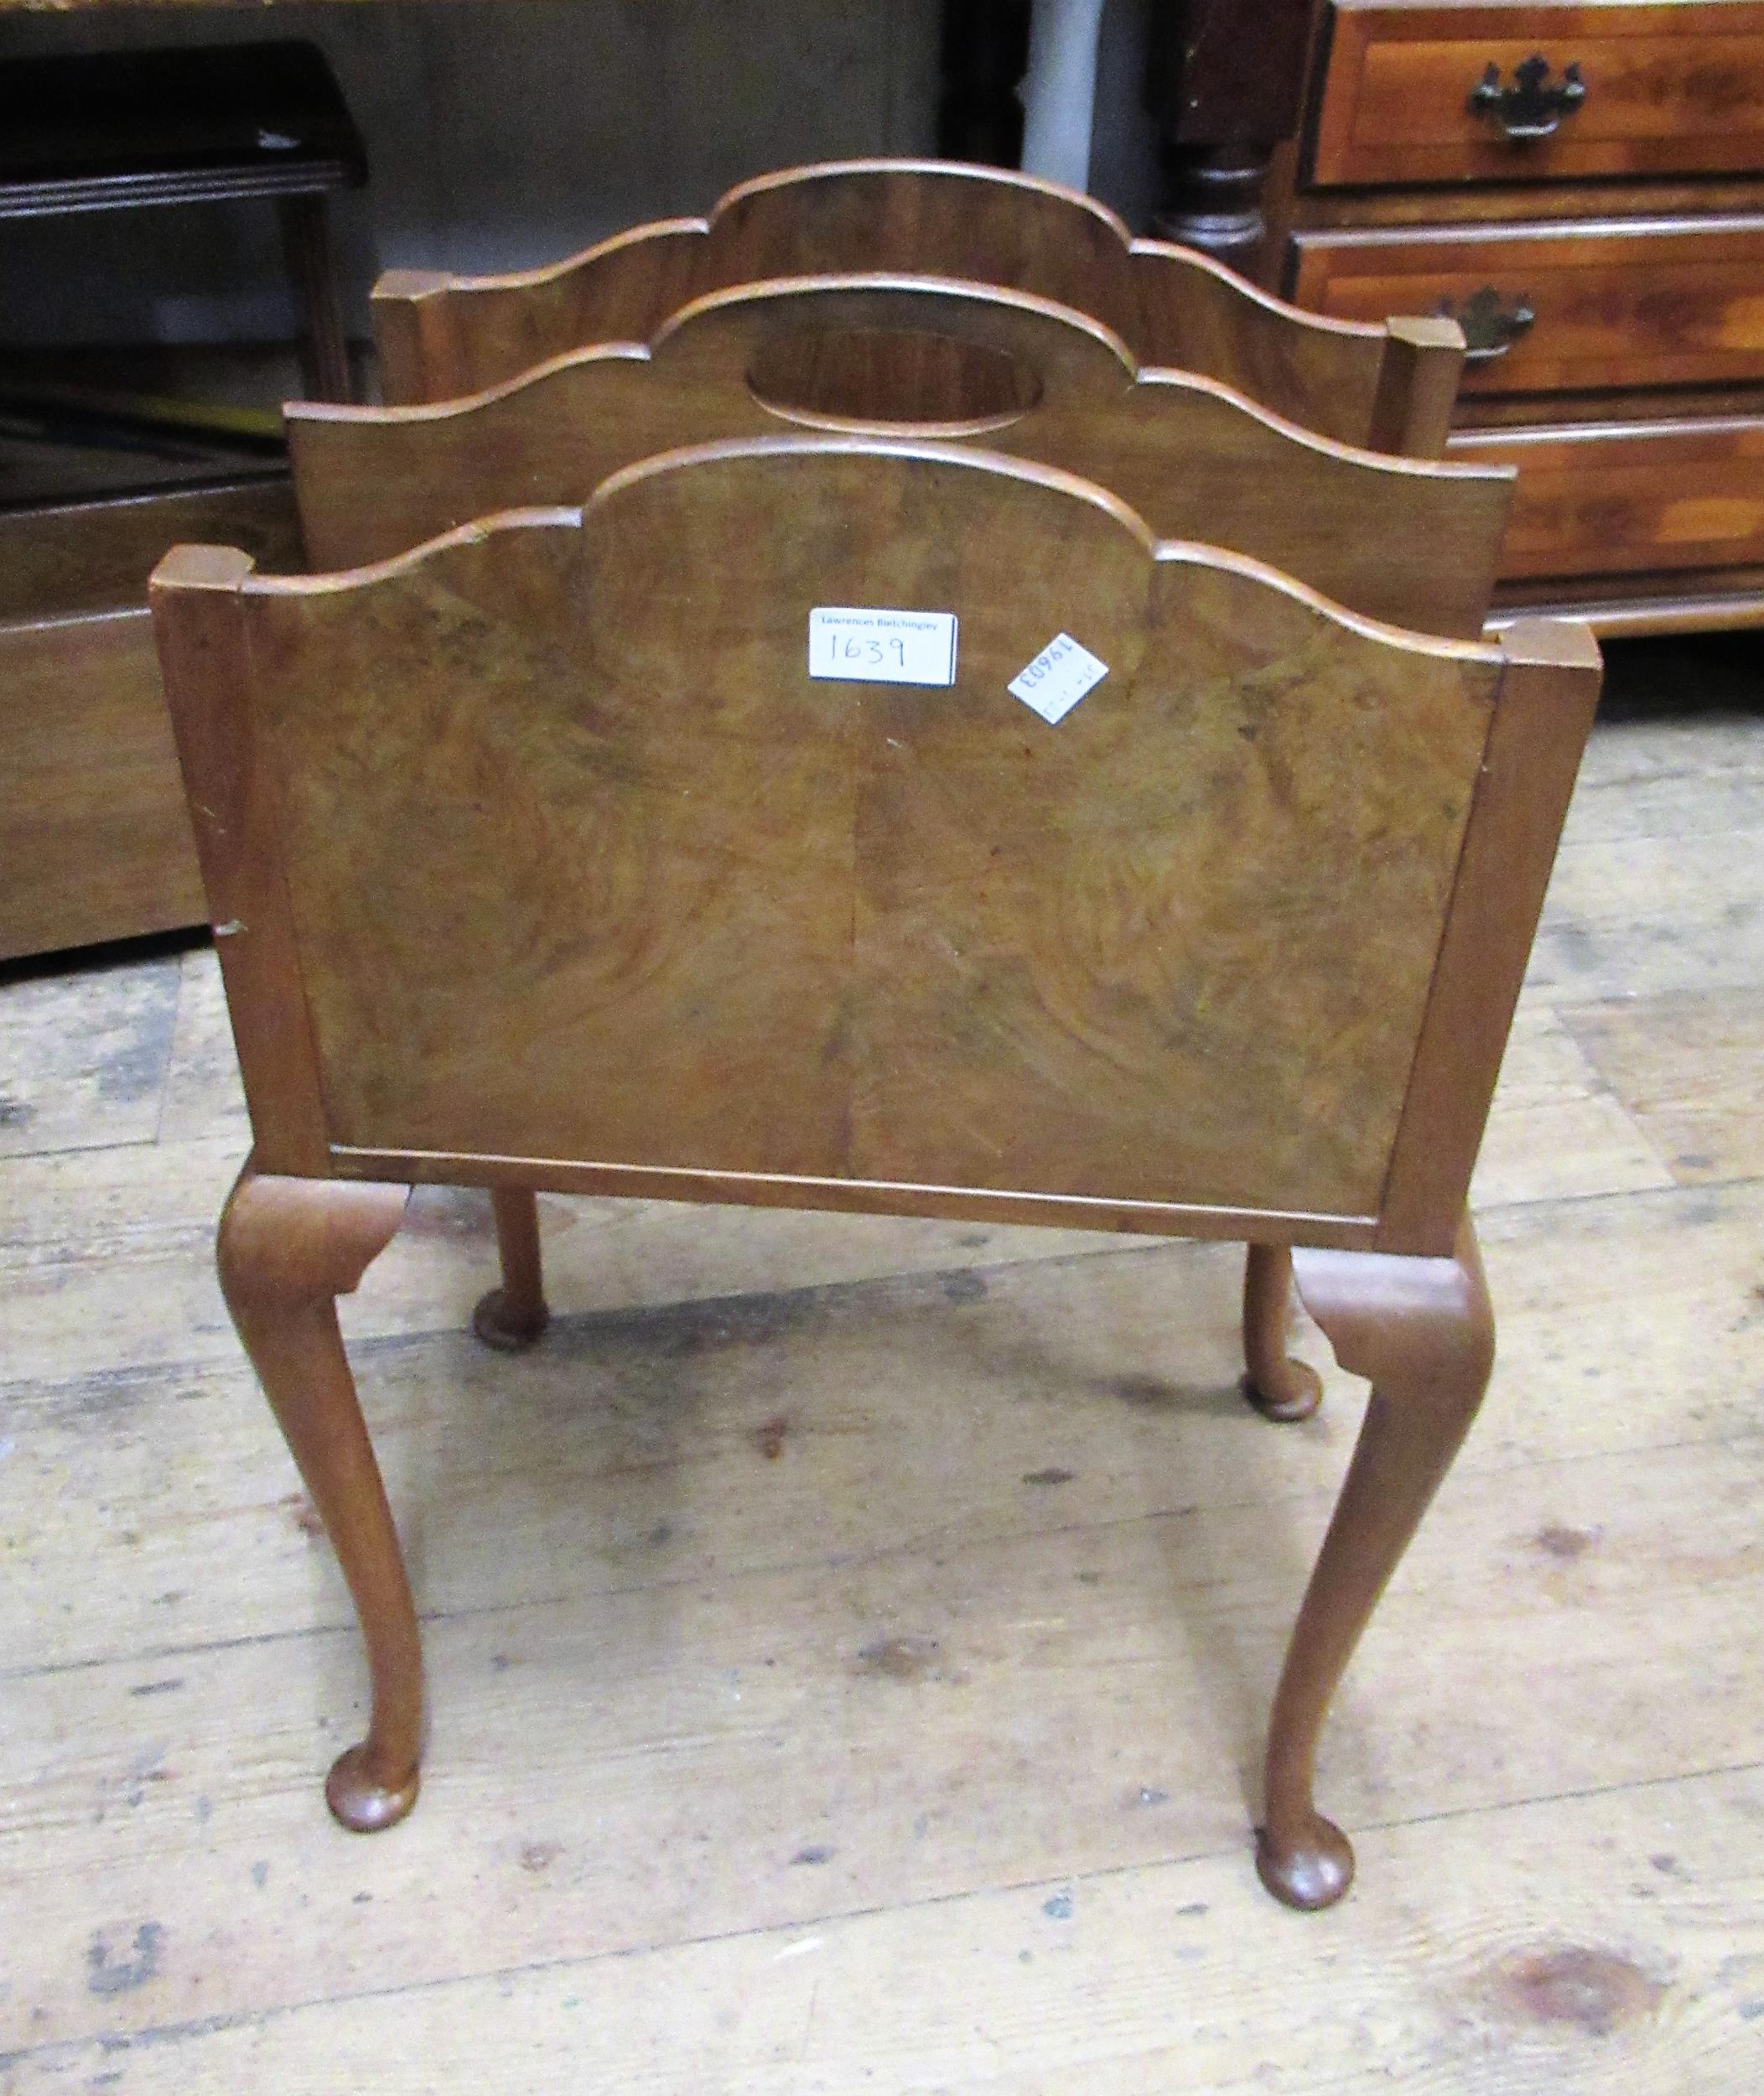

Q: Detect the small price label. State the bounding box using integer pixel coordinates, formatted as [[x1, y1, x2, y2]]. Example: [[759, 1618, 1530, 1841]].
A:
[[808, 607, 958, 687], [1009, 632, 1108, 724]]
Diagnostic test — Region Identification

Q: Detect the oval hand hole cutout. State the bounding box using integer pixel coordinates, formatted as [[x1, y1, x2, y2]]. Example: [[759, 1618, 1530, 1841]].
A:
[[747, 326, 1041, 434]]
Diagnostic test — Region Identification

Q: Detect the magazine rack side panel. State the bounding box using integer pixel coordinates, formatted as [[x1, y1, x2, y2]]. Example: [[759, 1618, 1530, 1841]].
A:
[[210, 443, 1509, 1231], [295, 281, 1510, 637]]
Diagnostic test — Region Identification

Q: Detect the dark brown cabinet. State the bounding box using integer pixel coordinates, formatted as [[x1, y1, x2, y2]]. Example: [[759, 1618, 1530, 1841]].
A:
[[1259, 0, 1764, 632]]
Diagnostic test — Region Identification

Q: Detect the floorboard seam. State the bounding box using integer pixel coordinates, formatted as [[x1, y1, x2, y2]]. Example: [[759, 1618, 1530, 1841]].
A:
[[6, 1756, 1759, 2071], [6, 1423, 1759, 1686]]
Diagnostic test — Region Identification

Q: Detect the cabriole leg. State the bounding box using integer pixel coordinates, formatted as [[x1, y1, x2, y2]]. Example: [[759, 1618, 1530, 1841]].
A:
[[1257, 1217, 1494, 1909], [1242, 1243, 1322, 1422], [217, 1162, 419, 1831], [472, 1185, 550, 1352]]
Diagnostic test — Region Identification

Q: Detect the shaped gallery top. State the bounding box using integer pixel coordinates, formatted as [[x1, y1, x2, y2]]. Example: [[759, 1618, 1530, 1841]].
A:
[[296, 270, 1510, 639], [371, 157, 1465, 454]]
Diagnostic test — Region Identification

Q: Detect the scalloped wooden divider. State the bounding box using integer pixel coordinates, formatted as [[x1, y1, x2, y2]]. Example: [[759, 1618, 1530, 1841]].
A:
[[297, 279, 1511, 638], [151, 437, 1598, 1902], [370, 158, 1462, 456]]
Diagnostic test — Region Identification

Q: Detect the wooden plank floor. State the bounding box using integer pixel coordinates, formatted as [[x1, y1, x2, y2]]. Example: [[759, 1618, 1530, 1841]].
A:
[[2, 639, 1761, 2092]]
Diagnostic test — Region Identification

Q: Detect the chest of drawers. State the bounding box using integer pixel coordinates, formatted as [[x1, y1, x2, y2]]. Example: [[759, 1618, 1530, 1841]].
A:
[[1263, 0, 1764, 632]]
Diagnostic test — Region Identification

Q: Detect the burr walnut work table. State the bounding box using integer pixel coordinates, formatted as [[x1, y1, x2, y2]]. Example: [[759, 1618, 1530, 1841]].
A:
[[151, 431, 1599, 1912]]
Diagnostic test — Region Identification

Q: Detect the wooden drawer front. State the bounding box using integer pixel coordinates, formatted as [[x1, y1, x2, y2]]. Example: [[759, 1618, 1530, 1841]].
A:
[[1450, 413, 1764, 579], [1290, 220, 1764, 395], [0, 610, 205, 962], [1313, 3, 1764, 186], [0, 475, 301, 625]]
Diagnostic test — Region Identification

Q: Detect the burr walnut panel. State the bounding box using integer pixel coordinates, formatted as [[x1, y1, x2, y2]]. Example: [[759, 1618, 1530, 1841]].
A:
[[293, 281, 1512, 639], [232, 444, 1502, 1223]]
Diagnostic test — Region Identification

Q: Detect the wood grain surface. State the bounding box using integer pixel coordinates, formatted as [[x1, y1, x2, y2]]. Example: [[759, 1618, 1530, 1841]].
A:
[[0, 610, 205, 962], [1451, 412, 1764, 582], [297, 283, 1512, 636], [0, 477, 299, 625], [371, 158, 1443, 451], [153, 429, 1591, 1884], [1292, 217, 1764, 396], [177, 438, 1518, 1231], [0, 674, 1759, 2085], [149, 547, 332, 1178], [1312, 2, 1764, 187]]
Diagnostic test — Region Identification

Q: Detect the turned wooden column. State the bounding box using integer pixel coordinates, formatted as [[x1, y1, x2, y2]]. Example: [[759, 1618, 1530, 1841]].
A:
[[1145, 0, 1313, 271]]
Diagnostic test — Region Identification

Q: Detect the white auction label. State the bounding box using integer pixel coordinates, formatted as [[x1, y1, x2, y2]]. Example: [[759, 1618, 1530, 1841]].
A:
[[1009, 632, 1108, 724], [808, 607, 958, 687]]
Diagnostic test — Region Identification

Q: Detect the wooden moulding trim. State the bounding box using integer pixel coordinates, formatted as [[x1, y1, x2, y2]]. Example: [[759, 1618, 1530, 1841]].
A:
[[1294, 214, 1764, 255], [294, 337, 650, 431], [274, 436, 1143, 588], [1367, 314, 1465, 459], [593, 431, 1154, 548], [366, 157, 1388, 348], [1130, 233, 1386, 345], [371, 215, 707, 304], [329, 1148, 1384, 1251], [250, 435, 1511, 662], [241, 505, 584, 594], [300, 275, 1517, 495], [723, 156, 1136, 240], [370, 230, 704, 406], [148, 543, 332, 1178], [1486, 589, 1764, 637], [1378, 616, 1603, 1255], [727, 160, 1399, 356], [1147, 538, 1499, 660]]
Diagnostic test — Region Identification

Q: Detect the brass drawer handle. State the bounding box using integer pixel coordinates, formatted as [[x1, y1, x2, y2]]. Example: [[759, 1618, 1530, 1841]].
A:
[[1469, 54, 1586, 142], [1437, 287, 1536, 362]]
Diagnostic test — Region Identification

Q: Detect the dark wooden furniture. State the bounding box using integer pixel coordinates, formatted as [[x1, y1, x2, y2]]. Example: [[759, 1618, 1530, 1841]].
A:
[[0, 40, 361, 962], [938, 0, 1032, 167], [0, 41, 366, 401], [1246, 0, 1764, 635], [150, 432, 1599, 1911], [370, 160, 1468, 455], [1147, 0, 1319, 265], [0, 478, 301, 961]]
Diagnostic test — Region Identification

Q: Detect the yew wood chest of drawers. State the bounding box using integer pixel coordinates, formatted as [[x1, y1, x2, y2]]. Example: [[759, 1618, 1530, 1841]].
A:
[[1267, 0, 1764, 631]]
